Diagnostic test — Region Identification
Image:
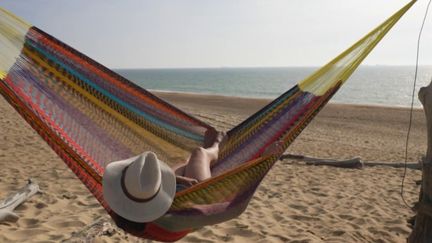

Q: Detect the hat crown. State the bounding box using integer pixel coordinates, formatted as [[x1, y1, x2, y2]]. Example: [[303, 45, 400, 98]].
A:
[[123, 152, 162, 200]]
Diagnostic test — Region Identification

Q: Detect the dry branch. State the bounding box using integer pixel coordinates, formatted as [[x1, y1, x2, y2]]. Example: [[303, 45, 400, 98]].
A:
[[0, 179, 40, 222], [280, 153, 421, 170]]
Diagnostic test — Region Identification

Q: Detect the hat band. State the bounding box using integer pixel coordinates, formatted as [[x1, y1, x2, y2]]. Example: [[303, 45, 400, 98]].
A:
[[120, 166, 161, 203]]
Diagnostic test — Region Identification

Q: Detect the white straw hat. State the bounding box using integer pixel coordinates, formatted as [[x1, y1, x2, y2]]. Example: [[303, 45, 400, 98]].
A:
[[102, 151, 176, 223]]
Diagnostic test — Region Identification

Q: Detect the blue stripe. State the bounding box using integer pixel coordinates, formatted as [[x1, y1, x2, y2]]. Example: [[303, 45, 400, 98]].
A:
[[25, 40, 203, 142]]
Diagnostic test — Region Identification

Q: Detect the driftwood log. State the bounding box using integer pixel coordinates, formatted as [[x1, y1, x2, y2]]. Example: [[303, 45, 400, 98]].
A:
[[408, 82, 432, 242], [280, 154, 421, 170], [0, 179, 40, 222]]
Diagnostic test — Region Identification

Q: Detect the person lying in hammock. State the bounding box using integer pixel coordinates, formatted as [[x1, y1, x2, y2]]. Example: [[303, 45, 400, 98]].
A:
[[102, 128, 226, 223], [173, 128, 283, 189], [103, 128, 282, 223]]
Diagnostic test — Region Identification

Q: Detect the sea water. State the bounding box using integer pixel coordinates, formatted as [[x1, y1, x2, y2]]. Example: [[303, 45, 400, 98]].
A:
[[116, 66, 432, 107]]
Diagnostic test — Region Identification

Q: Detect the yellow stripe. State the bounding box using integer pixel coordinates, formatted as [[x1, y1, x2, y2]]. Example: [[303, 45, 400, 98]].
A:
[[0, 7, 31, 27], [219, 0, 416, 160], [0, 70, 6, 79], [219, 91, 302, 158], [298, 0, 416, 95], [172, 155, 276, 208], [25, 63, 154, 160], [0, 7, 31, 82], [23, 47, 188, 160]]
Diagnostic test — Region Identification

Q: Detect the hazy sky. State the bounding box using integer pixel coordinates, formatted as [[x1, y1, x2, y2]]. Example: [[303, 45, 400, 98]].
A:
[[1, 0, 431, 68]]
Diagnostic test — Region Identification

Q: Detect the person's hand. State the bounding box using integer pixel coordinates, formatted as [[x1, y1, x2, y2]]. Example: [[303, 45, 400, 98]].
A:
[[176, 176, 198, 187]]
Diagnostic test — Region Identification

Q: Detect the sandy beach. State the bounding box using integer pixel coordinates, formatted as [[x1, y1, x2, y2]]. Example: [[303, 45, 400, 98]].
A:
[[0, 91, 426, 242]]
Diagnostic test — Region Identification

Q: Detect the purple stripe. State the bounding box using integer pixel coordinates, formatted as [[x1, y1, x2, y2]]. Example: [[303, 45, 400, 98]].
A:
[[9, 59, 133, 167], [26, 33, 205, 137], [158, 160, 276, 231], [213, 91, 314, 174]]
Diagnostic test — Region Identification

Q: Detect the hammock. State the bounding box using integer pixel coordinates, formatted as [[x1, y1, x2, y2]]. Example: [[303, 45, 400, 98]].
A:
[[0, 1, 415, 241]]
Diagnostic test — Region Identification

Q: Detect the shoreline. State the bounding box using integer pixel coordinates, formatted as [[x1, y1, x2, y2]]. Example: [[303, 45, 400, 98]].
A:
[[152, 89, 424, 110], [154, 90, 425, 112]]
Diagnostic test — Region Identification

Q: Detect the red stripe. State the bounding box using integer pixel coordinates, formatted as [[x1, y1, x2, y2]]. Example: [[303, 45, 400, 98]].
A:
[[0, 79, 109, 207], [254, 83, 341, 159], [27, 28, 207, 127], [1, 77, 193, 240], [252, 95, 318, 159], [2, 76, 104, 180], [5, 76, 104, 175]]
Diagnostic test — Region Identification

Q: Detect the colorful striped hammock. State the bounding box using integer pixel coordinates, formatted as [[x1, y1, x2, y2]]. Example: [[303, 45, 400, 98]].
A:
[[0, 1, 415, 241]]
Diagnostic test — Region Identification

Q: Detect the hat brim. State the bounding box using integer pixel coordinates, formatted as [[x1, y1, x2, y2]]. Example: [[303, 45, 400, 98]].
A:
[[102, 153, 176, 223]]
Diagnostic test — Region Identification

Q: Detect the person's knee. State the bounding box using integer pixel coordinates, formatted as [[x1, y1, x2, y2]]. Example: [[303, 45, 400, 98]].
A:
[[192, 147, 206, 156]]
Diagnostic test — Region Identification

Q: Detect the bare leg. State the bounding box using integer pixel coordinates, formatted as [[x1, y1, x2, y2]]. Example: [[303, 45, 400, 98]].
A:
[[172, 162, 187, 176], [182, 131, 225, 181]]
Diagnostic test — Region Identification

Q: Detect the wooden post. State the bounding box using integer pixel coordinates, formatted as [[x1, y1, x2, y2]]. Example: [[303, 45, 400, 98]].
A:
[[408, 82, 432, 242]]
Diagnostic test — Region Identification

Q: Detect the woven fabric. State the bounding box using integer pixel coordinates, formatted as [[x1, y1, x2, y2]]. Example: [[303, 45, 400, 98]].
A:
[[0, 1, 415, 241]]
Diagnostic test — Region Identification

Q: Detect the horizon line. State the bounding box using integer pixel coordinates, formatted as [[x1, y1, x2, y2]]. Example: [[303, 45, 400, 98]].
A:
[[112, 64, 432, 70]]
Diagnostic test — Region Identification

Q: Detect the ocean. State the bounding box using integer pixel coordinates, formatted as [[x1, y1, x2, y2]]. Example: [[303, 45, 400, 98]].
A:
[[116, 66, 432, 108]]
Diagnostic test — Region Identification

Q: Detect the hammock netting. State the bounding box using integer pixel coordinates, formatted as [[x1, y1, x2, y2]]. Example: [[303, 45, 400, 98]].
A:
[[0, 1, 415, 241]]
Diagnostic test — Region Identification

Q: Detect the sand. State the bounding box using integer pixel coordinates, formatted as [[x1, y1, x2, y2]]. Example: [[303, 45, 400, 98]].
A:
[[0, 91, 426, 242]]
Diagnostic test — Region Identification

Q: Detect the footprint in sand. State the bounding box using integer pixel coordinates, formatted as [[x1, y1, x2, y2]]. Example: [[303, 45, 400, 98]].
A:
[[18, 218, 39, 228], [47, 220, 86, 229]]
